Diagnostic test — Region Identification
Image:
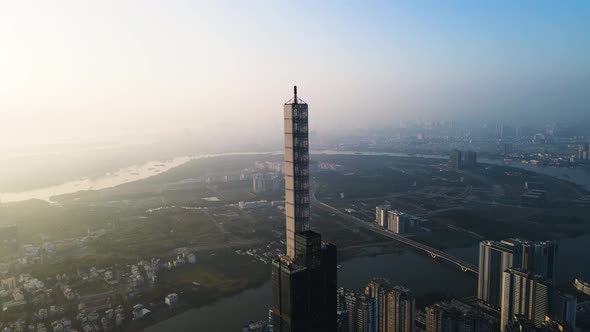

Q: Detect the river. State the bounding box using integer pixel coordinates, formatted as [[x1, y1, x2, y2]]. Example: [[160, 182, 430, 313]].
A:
[[144, 231, 590, 332], [4, 150, 589, 203], [0, 152, 278, 203], [145, 249, 477, 332], [1, 150, 436, 203]]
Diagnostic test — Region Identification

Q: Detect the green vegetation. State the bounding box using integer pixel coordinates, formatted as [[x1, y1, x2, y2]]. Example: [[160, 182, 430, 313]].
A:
[[313, 154, 590, 249], [2, 152, 589, 329], [76, 280, 111, 297]]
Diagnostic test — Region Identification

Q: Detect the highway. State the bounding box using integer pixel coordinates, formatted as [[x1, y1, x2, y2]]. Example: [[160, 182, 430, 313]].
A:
[[311, 191, 479, 275]]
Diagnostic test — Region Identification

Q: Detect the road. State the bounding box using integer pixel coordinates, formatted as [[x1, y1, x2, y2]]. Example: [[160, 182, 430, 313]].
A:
[[311, 189, 479, 275]]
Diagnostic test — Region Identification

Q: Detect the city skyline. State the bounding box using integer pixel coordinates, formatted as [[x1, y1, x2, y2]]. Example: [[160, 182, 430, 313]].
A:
[[1, 2, 590, 331]]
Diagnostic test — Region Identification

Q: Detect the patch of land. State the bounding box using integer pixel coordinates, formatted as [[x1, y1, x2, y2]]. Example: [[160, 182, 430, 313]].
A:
[[313, 154, 590, 249]]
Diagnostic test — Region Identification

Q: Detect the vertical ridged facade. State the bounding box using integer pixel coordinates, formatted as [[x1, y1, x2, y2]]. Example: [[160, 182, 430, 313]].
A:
[[283, 87, 310, 259], [272, 87, 337, 332]]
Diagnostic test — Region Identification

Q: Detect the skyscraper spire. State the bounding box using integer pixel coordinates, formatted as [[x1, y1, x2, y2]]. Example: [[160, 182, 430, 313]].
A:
[[271, 86, 337, 332], [283, 85, 310, 259]]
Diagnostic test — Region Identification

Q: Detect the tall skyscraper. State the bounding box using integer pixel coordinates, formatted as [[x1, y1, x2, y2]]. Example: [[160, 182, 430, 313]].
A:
[[271, 87, 338, 332], [479, 239, 558, 312], [388, 210, 410, 235], [385, 286, 415, 332], [345, 290, 359, 332], [356, 295, 376, 332], [478, 240, 522, 309], [284, 85, 310, 259], [364, 280, 415, 332], [521, 241, 558, 281], [365, 279, 390, 332], [375, 206, 390, 228], [500, 268, 551, 332], [338, 287, 349, 311]]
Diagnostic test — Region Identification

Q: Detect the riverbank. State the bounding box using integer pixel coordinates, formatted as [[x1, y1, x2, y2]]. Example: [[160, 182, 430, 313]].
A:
[[4, 150, 590, 203], [144, 231, 590, 332], [144, 247, 479, 332]]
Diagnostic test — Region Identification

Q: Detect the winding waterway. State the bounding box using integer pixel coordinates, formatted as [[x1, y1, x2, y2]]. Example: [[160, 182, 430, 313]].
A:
[[4, 150, 589, 203], [3, 149, 590, 203], [0, 152, 277, 203], [145, 249, 478, 332], [144, 232, 590, 332]]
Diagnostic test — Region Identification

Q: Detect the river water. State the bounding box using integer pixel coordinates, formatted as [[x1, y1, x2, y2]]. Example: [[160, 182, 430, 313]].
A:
[[0, 152, 278, 203], [1, 150, 435, 203], [145, 249, 478, 332], [144, 232, 590, 332]]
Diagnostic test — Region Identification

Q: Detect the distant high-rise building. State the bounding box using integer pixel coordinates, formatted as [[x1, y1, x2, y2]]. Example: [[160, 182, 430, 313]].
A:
[[578, 143, 590, 161], [425, 300, 492, 332], [376, 205, 390, 228], [463, 151, 477, 168], [521, 241, 558, 281], [387, 210, 410, 235], [338, 287, 349, 311], [478, 240, 522, 309], [553, 292, 576, 330], [253, 173, 281, 194], [253, 173, 267, 193], [365, 279, 390, 332], [503, 143, 513, 155], [384, 286, 415, 332], [364, 280, 415, 332], [500, 268, 552, 332], [479, 239, 557, 311], [425, 305, 443, 332], [449, 150, 477, 170], [345, 290, 359, 332], [355, 295, 376, 332], [449, 150, 463, 170], [271, 87, 337, 332]]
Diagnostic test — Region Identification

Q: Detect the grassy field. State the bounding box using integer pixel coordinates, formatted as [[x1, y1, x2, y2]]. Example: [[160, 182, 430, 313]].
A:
[[313, 155, 590, 249]]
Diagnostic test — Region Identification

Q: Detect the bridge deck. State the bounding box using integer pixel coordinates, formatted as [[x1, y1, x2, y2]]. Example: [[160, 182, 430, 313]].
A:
[[311, 193, 479, 275]]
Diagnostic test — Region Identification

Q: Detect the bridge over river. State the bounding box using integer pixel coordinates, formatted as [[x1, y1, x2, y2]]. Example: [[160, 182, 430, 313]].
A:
[[311, 192, 479, 275]]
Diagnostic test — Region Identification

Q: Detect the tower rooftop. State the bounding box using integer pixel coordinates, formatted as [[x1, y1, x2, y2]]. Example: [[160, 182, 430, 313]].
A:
[[284, 85, 307, 105]]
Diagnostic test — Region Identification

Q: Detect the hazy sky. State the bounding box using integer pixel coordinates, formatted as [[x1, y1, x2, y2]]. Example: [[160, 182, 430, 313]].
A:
[[1, 1, 589, 144]]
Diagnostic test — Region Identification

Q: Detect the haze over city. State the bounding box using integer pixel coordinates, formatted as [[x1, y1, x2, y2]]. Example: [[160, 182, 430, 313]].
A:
[[1, 2, 590, 332], [2, 1, 589, 146]]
